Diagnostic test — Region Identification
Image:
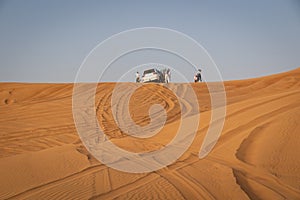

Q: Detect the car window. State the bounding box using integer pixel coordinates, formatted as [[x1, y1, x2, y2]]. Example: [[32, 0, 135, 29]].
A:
[[143, 69, 155, 75]]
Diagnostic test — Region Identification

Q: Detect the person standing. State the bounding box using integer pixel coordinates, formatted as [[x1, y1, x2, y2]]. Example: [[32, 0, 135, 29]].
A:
[[195, 69, 202, 82], [167, 68, 171, 82], [136, 71, 140, 83], [165, 68, 171, 83]]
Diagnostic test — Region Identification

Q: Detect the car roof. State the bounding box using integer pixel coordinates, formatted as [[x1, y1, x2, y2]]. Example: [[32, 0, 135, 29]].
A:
[[143, 68, 158, 72]]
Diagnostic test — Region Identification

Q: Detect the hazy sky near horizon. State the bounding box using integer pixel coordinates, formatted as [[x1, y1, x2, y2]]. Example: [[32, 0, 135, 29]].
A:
[[0, 0, 300, 82]]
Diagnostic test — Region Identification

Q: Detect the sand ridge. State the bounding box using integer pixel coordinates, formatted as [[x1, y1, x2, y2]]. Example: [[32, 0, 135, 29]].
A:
[[0, 68, 299, 199]]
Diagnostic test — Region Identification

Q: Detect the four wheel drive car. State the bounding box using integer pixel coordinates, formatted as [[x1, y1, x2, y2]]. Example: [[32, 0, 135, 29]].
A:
[[141, 68, 164, 83]]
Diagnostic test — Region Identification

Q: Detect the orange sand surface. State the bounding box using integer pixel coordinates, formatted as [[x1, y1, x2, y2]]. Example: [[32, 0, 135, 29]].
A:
[[0, 68, 300, 199]]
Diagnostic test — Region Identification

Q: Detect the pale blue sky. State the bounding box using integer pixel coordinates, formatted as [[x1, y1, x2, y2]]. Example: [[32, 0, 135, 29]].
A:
[[0, 0, 299, 82]]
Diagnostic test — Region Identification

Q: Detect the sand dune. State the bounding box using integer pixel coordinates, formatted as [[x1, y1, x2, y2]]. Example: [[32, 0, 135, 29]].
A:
[[0, 68, 300, 199]]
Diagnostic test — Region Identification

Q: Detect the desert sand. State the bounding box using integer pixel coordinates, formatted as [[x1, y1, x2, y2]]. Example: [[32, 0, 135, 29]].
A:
[[0, 68, 299, 199]]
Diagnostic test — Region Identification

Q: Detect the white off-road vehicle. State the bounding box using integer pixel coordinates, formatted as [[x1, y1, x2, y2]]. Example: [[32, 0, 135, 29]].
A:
[[141, 68, 164, 83]]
